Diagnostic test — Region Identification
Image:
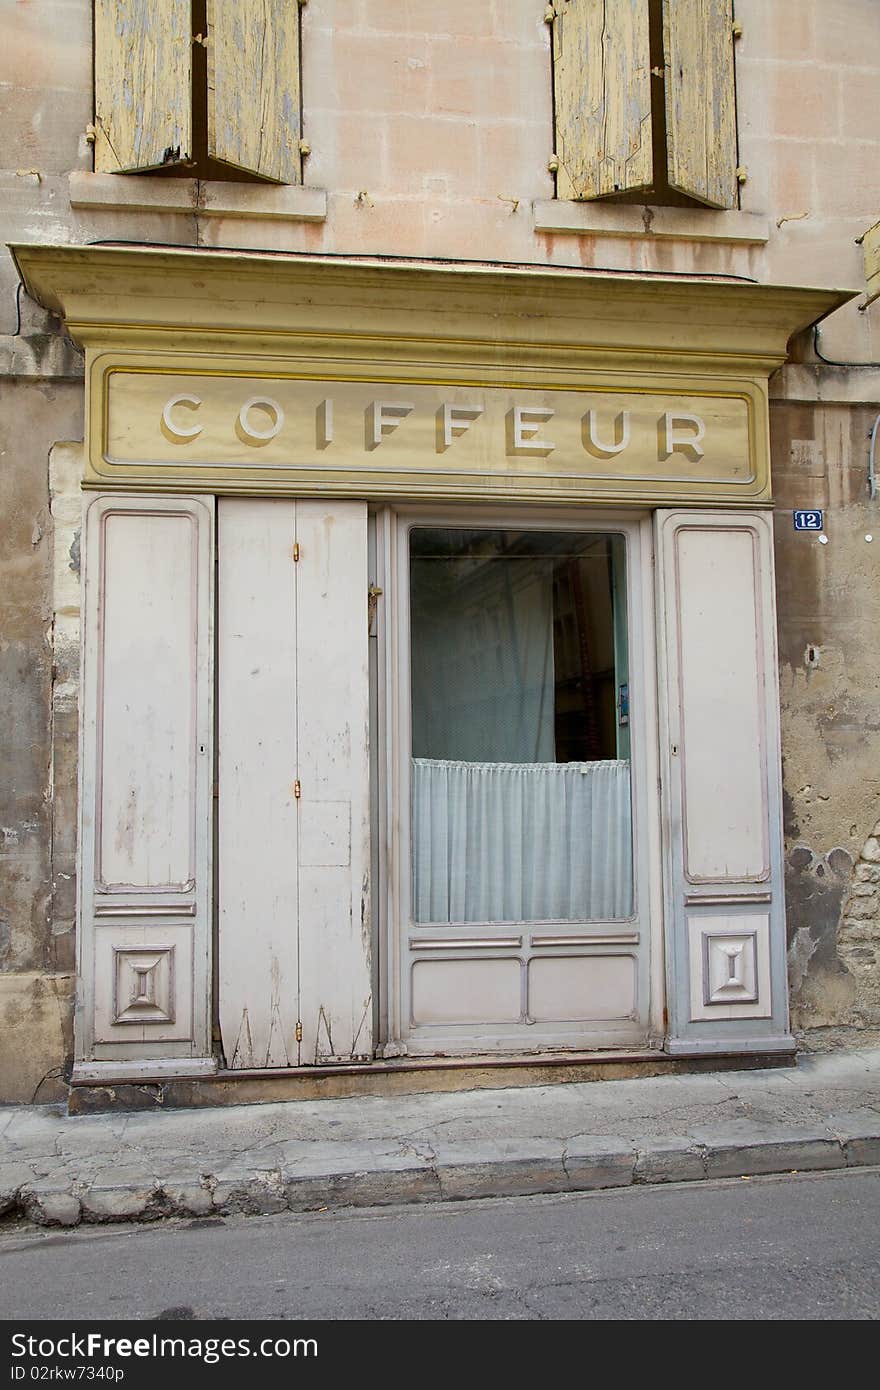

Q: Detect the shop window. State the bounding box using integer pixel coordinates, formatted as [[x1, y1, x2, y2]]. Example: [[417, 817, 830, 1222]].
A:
[[93, 0, 303, 183], [550, 0, 739, 209], [409, 527, 633, 926]]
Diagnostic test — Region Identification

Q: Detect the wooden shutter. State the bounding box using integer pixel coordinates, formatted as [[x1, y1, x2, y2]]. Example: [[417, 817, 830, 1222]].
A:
[[78, 495, 214, 1069], [93, 0, 192, 173], [663, 0, 738, 208], [295, 501, 371, 1064], [552, 0, 653, 200], [655, 511, 792, 1054], [217, 500, 371, 1069], [207, 0, 302, 183], [217, 500, 300, 1069]]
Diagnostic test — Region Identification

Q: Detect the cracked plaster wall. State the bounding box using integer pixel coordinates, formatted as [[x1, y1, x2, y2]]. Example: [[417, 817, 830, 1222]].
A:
[[772, 398, 880, 1046], [0, 379, 82, 1103]]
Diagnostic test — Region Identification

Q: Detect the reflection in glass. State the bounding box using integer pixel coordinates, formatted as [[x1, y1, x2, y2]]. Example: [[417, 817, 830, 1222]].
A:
[[410, 529, 633, 924]]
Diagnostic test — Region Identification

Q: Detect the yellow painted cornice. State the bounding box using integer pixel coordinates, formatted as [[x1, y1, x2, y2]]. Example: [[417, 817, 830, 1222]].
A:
[[10, 243, 853, 376]]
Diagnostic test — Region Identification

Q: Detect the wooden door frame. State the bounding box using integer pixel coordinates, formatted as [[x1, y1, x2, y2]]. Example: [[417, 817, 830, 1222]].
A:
[[377, 502, 665, 1057]]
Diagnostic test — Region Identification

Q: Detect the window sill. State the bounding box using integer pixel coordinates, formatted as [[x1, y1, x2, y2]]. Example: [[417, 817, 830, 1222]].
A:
[[533, 199, 769, 246], [69, 172, 327, 223]]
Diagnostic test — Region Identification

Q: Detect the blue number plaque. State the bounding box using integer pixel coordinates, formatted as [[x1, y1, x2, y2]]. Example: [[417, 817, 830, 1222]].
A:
[[793, 510, 824, 531]]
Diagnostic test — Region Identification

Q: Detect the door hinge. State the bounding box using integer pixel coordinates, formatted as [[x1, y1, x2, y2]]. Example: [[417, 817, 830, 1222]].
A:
[[295, 1020, 303, 1042], [293, 779, 301, 799], [292, 541, 300, 562]]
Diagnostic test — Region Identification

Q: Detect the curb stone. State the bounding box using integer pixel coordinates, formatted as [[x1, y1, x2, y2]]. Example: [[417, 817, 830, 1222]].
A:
[[1, 1127, 878, 1229]]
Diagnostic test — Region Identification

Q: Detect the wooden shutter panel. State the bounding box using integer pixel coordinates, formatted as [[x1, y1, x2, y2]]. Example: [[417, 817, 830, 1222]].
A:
[[217, 500, 371, 1069], [207, 0, 302, 184], [78, 495, 214, 1069], [552, 0, 653, 200], [663, 0, 738, 208], [655, 511, 792, 1054], [94, 0, 192, 173], [295, 501, 371, 1064]]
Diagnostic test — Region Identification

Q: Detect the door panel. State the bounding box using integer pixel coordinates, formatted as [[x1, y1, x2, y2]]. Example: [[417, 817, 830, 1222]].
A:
[[655, 509, 792, 1052], [77, 494, 214, 1068], [217, 499, 371, 1069]]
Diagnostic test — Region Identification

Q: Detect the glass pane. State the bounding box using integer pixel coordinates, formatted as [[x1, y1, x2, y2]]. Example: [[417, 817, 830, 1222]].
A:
[[410, 528, 633, 924]]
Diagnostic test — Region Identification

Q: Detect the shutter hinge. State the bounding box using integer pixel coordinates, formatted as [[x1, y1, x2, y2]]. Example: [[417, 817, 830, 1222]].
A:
[[732, 22, 743, 39], [548, 155, 560, 173], [543, 5, 556, 22], [295, 1020, 303, 1042], [294, 779, 301, 799], [368, 584, 383, 633], [84, 123, 96, 145], [736, 166, 748, 184], [192, 32, 209, 48], [298, 139, 311, 156], [292, 541, 300, 561]]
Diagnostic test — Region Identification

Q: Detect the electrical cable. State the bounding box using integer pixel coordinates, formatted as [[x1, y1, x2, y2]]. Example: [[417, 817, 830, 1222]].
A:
[[813, 324, 880, 369]]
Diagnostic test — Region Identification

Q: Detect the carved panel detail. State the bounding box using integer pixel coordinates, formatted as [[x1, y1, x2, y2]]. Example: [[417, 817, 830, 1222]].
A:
[[703, 932, 758, 1006], [113, 946, 176, 1025], [687, 914, 772, 1021]]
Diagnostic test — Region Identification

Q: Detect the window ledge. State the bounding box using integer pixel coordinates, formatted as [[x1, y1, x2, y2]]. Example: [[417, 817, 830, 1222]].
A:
[[533, 200, 769, 246], [69, 172, 327, 223]]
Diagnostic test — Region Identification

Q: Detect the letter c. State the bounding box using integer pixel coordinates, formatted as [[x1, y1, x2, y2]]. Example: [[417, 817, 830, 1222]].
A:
[[161, 393, 203, 441]]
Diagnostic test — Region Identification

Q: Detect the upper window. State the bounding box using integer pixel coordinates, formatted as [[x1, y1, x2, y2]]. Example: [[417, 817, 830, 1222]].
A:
[[550, 0, 739, 210], [93, 0, 303, 183]]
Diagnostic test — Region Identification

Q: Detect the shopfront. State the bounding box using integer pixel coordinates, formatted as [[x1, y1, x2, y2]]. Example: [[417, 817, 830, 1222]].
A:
[[12, 245, 846, 1083]]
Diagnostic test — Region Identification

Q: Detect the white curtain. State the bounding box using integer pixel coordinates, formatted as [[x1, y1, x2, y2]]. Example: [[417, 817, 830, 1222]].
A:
[[412, 758, 633, 924], [410, 559, 556, 762]]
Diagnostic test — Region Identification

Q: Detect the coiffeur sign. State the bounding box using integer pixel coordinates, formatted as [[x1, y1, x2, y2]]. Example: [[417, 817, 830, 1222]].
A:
[[91, 364, 761, 505]]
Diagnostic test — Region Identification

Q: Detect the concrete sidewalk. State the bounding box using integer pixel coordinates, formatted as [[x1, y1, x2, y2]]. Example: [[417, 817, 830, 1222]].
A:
[[1, 1049, 879, 1228]]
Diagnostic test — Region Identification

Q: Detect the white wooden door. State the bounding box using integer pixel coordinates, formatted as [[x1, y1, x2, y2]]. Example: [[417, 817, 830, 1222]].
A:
[[655, 510, 792, 1052], [76, 493, 215, 1074], [218, 499, 371, 1068]]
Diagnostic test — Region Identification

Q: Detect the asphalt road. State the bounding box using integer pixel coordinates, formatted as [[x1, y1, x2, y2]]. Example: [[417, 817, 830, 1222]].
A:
[[0, 1168, 877, 1321]]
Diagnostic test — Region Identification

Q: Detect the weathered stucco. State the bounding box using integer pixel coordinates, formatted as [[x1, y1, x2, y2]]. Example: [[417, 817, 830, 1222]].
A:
[[772, 396, 880, 1045], [0, 377, 82, 1102]]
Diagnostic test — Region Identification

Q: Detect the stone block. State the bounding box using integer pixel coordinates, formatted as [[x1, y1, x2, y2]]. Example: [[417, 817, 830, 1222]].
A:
[[0, 1163, 32, 1215], [563, 1135, 636, 1191], [159, 1183, 214, 1218], [80, 1186, 156, 1222], [691, 1122, 843, 1178], [435, 1140, 567, 1201], [843, 1135, 880, 1167], [846, 898, 880, 919], [286, 1159, 439, 1211], [768, 64, 840, 141], [633, 1136, 706, 1185], [22, 1186, 81, 1228]]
